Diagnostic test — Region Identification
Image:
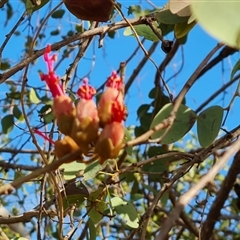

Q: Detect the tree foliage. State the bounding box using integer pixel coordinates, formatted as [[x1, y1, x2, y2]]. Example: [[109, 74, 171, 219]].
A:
[[0, 0, 240, 239]]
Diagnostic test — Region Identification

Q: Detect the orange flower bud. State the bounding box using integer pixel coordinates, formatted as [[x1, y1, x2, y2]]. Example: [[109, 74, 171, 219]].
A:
[[71, 117, 99, 155], [95, 122, 124, 164], [54, 136, 83, 163]]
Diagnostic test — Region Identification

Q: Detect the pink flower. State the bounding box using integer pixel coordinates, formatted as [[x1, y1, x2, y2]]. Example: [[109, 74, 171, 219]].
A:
[[70, 79, 99, 154], [76, 78, 99, 124], [95, 101, 125, 164], [40, 45, 75, 135], [98, 71, 124, 126]]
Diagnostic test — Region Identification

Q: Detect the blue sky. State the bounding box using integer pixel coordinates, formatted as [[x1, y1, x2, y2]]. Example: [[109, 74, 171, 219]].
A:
[[0, 0, 240, 238]]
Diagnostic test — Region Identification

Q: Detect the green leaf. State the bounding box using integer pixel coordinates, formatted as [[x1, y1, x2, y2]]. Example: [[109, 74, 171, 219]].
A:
[[13, 106, 24, 121], [0, 61, 11, 70], [137, 104, 150, 119], [174, 20, 196, 39], [25, 0, 49, 14], [124, 128, 133, 156], [169, 0, 191, 17], [50, 29, 60, 36], [1, 115, 14, 134], [143, 146, 171, 181], [87, 189, 107, 224], [108, 31, 115, 39], [140, 113, 152, 131], [111, 197, 139, 228], [124, 22, 162, 42], [127, 5, 153, 17], [191, 1, 240, 49], [6, 91, 21, 100], [161, 190, 169, 207], [51, 9, 65, 19], [62, 182, 89, 209], [5, 2, 13, 26], [84, 161, 107, 181], [197, 106, 224, 148], [150, 103, 197, 144], [29, 88, 41, 104], [38, 105, 54, 124], [155, 7, 189, 24], [88, 219, 96, 240], [134, 126, 145, 138], [61, 162, 86, 181], [231, 59, 240, 80]]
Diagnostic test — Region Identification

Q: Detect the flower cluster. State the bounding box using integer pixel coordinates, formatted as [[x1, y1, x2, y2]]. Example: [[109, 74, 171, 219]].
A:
[[38, 45, 126, 164]]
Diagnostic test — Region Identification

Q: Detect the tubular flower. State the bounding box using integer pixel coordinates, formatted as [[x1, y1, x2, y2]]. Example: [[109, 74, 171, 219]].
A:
[[71, 79, 99, 154], [98, 71, 124, 127], [40, 45, 64, 98], [95, 101, 125, 164], [40, 45, 75, 135]]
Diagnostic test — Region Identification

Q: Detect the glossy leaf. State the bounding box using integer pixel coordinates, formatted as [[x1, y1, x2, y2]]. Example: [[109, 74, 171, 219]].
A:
[[150, 103, 197, 144], [29, 88, 41, 104], [111, 197, 139, 228], [197, 106, 224, 147], [191, 1, 240, 49], [1, 114, 14, 134]]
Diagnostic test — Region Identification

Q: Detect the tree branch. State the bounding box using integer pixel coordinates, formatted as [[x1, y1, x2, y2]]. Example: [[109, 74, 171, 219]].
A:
[[0, 17, 149, 85], [200, 150, 240, 239], [155, 137, 240, 240]]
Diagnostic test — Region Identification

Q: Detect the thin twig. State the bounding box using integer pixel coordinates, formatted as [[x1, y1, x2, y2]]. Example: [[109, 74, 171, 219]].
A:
[[0, 12, 27, 67]]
